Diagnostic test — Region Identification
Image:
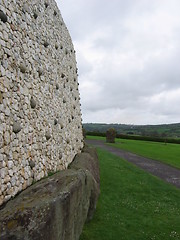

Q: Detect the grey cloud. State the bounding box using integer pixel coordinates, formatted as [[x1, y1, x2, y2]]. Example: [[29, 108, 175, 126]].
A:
[[57, 0, 180, 124]]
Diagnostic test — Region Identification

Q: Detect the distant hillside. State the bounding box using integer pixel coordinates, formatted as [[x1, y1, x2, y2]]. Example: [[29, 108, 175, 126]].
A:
[[83, 123, 180, 138]]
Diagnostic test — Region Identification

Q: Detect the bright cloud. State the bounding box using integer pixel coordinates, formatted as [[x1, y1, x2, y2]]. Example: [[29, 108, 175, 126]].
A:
[[57, 0, 180, 124]]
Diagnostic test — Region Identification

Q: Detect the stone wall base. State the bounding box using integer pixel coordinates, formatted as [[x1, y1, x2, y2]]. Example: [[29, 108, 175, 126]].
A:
[[0, 145, 100, 240]]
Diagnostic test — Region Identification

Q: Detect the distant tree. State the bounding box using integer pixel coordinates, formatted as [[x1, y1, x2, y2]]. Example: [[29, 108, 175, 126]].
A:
[[126, 132, 134, 135], [161, 132, 167, 138], [141, 130, 147, 136], [150, 131, 159, 137], [106, 128, 116, 143]]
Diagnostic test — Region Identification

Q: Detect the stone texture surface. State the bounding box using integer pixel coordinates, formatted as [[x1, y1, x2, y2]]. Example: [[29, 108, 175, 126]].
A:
[[106, 128, 116, 143], [0, 146, 100, 240], [0, 0, 84, 206]]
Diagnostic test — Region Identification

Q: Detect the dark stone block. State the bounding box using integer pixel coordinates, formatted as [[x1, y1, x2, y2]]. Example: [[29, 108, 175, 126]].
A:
[[13, 122, 22, 134], [0, 10, 7, 23], [30, 97, 36, 109], [29, 160, 35, 168], [19, 64, 26, 73], [106, 128, 116, 143], [44, 41, 49, 48], [33, 13, 38, 19], [45, 131, 51, 140]]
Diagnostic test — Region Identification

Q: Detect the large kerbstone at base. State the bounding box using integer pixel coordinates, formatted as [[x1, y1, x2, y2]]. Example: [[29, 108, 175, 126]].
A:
[[0, 146, 100, 240]]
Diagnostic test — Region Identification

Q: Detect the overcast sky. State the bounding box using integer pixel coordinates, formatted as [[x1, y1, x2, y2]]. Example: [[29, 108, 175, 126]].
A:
[[57, 0, 180, 125]]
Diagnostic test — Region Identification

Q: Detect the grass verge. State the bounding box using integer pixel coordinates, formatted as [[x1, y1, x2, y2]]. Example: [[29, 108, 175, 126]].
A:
[[80, 147, 180, 240]]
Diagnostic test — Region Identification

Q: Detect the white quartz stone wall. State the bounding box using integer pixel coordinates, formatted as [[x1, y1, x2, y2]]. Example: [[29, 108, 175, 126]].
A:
[[0, 0, 84, 206]]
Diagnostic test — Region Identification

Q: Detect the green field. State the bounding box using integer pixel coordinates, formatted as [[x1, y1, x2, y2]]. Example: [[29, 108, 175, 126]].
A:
[[80, 148, 180, 240], [87, 136, 180, 169], [83, 122, 180, 138]]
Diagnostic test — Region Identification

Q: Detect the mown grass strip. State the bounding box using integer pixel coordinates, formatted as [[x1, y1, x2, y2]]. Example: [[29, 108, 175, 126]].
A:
[[87, 136, 180, 169], [80, 147, 180, 240]]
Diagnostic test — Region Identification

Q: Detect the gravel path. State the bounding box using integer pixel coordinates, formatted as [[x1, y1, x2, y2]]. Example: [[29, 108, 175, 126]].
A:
[[86, 139, 180, 189]]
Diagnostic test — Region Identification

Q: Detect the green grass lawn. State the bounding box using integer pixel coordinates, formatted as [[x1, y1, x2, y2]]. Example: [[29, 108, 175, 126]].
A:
[[87, 136, 180, 169], [80, 148, 180, 240]]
